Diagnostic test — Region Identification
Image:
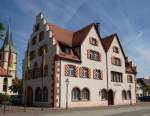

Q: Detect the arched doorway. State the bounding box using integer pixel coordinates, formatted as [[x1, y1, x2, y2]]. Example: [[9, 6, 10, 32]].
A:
[[27, 86, 33, 106], [108, 89, 114, 105]]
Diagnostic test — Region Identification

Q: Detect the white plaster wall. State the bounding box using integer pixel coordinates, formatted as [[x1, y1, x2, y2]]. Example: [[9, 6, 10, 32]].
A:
[[136, 83, 143, 97], [107, 36, 136, 105], [60, 26, 107, 108], [0, 77, 13, 95]]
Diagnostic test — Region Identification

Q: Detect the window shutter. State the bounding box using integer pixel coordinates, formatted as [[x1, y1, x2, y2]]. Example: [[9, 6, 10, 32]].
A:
[[64, 64, 69, 76], [88, 68, 91, 78], [74, 66, 78, 77], [87, 49, 90, 59], [111, 57, 114, 65], [120, 59, 122, 66], [79, 67, 83, 78], [99, 53, 101, 61], [93, 69, 96, 79], [100, 70, 103, 80]]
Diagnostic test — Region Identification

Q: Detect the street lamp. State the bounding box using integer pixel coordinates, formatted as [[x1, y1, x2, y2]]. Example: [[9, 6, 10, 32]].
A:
[[65, 78, 69, 110], [129, 84, 132, 105]]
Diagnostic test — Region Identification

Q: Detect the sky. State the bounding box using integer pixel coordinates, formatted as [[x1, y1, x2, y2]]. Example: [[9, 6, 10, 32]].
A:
[[0, 0, 150, 78]]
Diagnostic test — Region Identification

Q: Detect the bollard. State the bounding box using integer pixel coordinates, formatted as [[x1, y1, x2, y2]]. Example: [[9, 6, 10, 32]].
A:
[[3, 103, 6, 113]]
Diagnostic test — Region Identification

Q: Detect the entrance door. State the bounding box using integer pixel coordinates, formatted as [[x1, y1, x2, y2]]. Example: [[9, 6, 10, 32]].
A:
[[26, 86, 33, 106], [108, 90, 114, 105]]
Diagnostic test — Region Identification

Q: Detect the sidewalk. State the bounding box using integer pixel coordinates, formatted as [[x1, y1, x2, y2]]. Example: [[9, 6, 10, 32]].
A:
[[0, 102, 150, 115]]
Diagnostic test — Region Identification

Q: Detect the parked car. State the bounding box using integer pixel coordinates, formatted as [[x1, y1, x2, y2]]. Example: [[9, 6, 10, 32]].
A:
[[139, 96, 150, 101], [11, 95, 22, 105]]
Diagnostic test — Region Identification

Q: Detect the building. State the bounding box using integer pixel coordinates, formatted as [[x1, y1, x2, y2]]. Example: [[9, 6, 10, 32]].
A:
[[0, 24, 17, 95], [23, 13, 137, 108], [136, 78, 150, 97]]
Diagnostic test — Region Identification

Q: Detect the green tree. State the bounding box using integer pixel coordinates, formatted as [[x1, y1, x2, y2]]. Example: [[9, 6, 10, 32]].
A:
[[9, 78, 23, 94], [144, 85, 150, 94]]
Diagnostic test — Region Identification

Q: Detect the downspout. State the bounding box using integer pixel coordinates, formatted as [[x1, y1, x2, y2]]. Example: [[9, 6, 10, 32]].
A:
[[106, 52, 109, 106], [59, 59, 61, 108]]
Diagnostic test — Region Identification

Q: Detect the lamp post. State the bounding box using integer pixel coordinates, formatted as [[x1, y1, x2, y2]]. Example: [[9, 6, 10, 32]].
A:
[[129, 84, 132, 105], [65, 78, 69, 110]]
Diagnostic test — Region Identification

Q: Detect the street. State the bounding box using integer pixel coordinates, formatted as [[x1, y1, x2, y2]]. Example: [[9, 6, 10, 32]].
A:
[[1, 103, 150, 116]]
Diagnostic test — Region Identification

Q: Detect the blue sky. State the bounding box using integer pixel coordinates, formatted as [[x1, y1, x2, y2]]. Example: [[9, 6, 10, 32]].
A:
[[0, 0, 150, 78]]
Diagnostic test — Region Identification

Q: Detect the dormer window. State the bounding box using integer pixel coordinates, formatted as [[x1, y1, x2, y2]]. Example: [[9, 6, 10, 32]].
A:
[[64, 47, 71, 54], [113, 46, 119, 53], [90, 37, 97, 46]]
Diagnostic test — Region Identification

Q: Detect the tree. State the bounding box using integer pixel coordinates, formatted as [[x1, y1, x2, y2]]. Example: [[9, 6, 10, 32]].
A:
[[0, 93, 10, 103], [0, 21, 5, 39], [144, 85, 150, 92], [9, 78, 23, 94]]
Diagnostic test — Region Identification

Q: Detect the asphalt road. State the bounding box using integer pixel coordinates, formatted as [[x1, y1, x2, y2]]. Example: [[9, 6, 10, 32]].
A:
[[1, 103, 150, 116]]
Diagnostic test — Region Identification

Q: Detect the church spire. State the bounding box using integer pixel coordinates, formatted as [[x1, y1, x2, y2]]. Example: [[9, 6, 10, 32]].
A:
[[2, 23, 16, 53]]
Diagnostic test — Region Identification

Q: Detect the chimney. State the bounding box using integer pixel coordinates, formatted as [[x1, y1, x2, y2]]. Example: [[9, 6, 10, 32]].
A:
[[95, 22, 100, 32]]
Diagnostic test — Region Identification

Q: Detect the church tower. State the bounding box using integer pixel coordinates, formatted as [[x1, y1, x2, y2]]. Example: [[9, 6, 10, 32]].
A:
[[0, 24, 17, 78]]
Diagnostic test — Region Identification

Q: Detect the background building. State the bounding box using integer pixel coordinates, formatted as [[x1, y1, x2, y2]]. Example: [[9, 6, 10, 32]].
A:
[[0, 24, 17, 95]]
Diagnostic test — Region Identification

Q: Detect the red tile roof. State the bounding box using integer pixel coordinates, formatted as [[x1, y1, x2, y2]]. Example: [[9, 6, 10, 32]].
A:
[[102, 33, 116, 51], [0, 67, 11, 77], [48, 23, 94, 47]]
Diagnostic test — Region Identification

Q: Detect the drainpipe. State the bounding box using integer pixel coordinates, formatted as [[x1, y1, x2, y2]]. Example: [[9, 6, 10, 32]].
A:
[[106, 53, 109, 106]]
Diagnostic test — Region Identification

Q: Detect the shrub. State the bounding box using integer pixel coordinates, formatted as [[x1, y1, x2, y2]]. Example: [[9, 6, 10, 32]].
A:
[[0, 93, 10, 103]]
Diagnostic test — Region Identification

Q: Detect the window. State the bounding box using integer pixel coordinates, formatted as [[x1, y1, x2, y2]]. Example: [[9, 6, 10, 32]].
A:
[[72, 88, 80, 101], [39, 31, 44, 41], [94, 69, 103, 80], [3, 78, 8, 92], [30, 50, 36, 60], [90, 37, 97, 46], [82, 67, 88, 78], [38, 45, 48, 56], [33, 62, 38, 79], [122, 90, 127, 100], [113, 46, 119, 53], [101, 89, 107, 100], [44, 65, 48, 76], [82, 88, 90, 101], [64, 47, 71, 54], [35, 24, 39, 32], [43, 87, 48, 102], [64, 65, 78, 77], [88, 50, 100, 61], [127, 90, 131, 99], [35, 87, 41, 101], [111, 57, 121, 66], [69, 65, 75, 77], [127, 75, 133, 83], [111, 71, 123, 82], [32, 36, 36, 45], [79, 67, 90, 78]]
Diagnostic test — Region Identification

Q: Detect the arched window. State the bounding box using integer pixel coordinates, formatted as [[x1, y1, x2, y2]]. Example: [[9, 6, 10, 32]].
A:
[[122, 90, 127, 100], [43, 87, 48, 102], [35, 87, 41, 101], [72, 87, 80, 101], [101, 89, 107, 100], [127, 90, 131, 99], [3, 78, 8, 92], [82, 88, 90, 101]]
